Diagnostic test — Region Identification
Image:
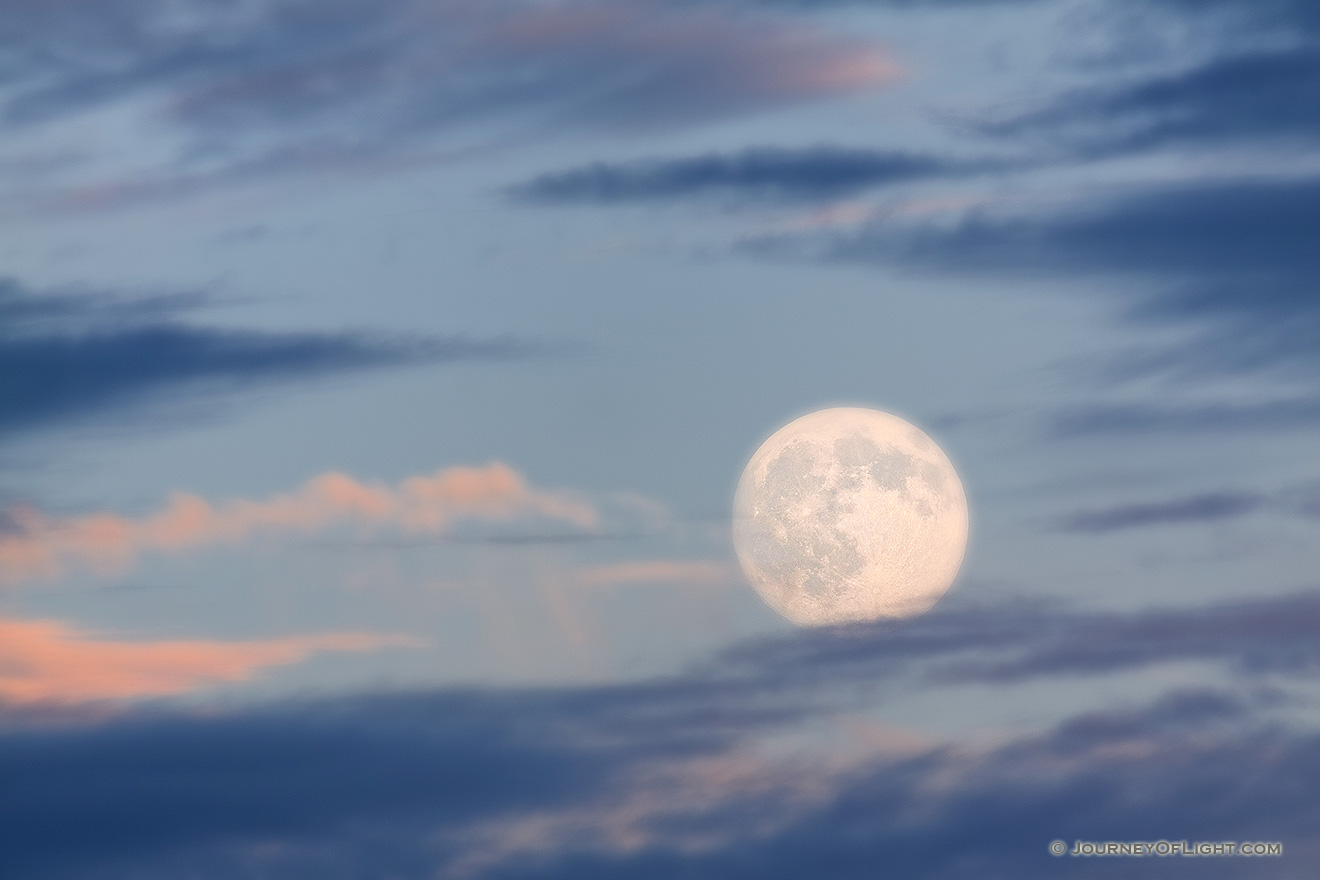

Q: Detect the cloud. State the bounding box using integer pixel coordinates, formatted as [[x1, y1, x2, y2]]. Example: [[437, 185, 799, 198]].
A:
[[470, 692, 1306, 880], [0, 0, 897, 206], [0, 617, 411, 704], [509, 148, 967, 204], [2, 590, 1318, 878], [709, 590, 1320, 689], [976, 0, 1320, 157], [890, 178, 1320, 279], [0, 462, 598, 586], [1056, 492, 1267, 533], [0, 279, 542, 436], [0, 689, 637, 880], [1048, 482, 1320, 532], [773, 177, 1320, 380], [990, 47, 1320, 154], [1049, 398, 1320, 436]]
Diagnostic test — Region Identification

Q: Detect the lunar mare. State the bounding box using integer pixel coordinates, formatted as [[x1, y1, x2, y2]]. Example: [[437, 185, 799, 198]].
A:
[[733, 408, 968, 626]]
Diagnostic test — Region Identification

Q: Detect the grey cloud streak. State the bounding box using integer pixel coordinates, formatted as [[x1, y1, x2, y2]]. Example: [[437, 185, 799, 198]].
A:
[[1048, 398, 1320, 437], [1051, 482, 1320, 532], [509, 148, 978, 204], [710, 590, 1320, 690], [1056, 492, 1268, 533], [0, 279, 548, 438]]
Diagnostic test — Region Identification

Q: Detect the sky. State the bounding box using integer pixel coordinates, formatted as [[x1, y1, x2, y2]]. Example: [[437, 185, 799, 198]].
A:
[[2, 0, 1319, 875]]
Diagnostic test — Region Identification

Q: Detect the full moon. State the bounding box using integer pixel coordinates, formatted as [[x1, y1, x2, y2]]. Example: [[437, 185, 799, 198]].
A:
[[733, 407, 968, 626]]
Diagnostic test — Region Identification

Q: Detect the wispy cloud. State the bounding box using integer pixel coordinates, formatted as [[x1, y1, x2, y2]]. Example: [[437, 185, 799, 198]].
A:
[[710, 591, 1320, 689], [509, 148, 969, 205], [0, 279, 545, 437], [1045, 482, 1320, 530], [1056, 492, 1268, 533], [990, 47, 1320, 154], [1048, 481, 1320, 531], [4, 590, 1319, 878], [0, 0, 897, 207], [0, 463, 598, 585], [1049, 397, 1320, 436], [985, 0, 1320, 155], [753, 177, 1320, 383], [0, 617, 411, 704]]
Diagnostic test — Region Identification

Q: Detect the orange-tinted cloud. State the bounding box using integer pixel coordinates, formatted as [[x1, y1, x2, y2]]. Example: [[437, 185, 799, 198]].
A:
[[0, 463, 597, 585], [0, 617, 414, 704]]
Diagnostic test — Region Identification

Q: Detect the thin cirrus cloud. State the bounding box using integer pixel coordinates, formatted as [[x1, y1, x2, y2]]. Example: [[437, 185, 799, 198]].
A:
[[989, 47, 1320, 155], [1055, 491, 1269, 533], [0, 462, 598, 586], [1046, 399, 1320, 436], [509, 148, 969, 205], [686, 2, 1320, 399], [762, 176, 1320, 391], [4, 590, 1320, 878], [0, 0, 898, 206], [0, 618, 412, 705], [0, 279, 545, 437], [710, 590, 1320, 688], [983, 0, 1320, 155], [1051, 483, 1320, 532]]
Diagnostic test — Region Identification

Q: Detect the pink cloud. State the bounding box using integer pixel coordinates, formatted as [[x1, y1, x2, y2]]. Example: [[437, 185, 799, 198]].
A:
[[0, 617, 414, 704], [0, 463, 597, 585], [479, 2, 900, 111]]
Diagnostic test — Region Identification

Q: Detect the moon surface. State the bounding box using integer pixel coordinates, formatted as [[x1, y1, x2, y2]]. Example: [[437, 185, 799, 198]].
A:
[[733, 407, 968, 626]]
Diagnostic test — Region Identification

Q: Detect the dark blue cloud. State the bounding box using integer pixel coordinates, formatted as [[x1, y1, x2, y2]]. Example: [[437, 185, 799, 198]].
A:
[[5, 587, 1320, 879], [0, 693, 618, 879], [714, 591, 1320, 687], [1048, 398, 1320, 436], [1152, 0, 1320, 33], [1057, 492, 1267, 532], [889, 179, 1320, 278], [509, 148, 973, 204], [990, 47, 1320, 154], [776, 177, 1320, 382], [977, 0, 1320, 155], [483, 692, 1305, 880], [1051, 482, 1320, 531], [0, 279, 541, 437]]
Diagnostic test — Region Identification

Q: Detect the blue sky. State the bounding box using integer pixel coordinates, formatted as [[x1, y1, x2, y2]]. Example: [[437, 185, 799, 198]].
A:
[[2, 0, 1319, 875]]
